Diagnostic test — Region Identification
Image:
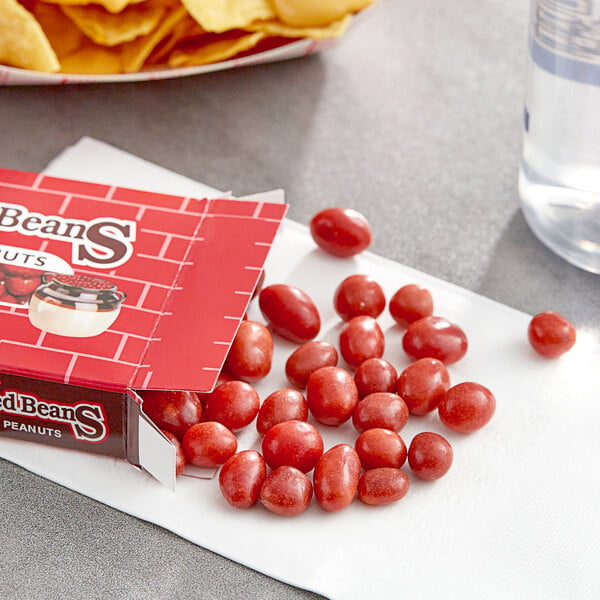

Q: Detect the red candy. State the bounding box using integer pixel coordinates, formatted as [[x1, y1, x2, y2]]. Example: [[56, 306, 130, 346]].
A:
[[396, 358, 450, 415], [339, 315, 385, 370], [256, 388, 308, 436], [225, 320, 273, 382], [52, 273, 114, 289], [358, 468, 410, 505], [0, 291, 26, 304], [351, 392, 409, 433], [259, 284, 321, 343], [402, 315, 468, 364], [219, 450, 267, 509], [260, 466, 313, 517], [285, 340, 338, 389], [5, 275, 41, 297], [407, 432, 453, 481], [182, 421, 237, 468], [202, 380, 260, 431], [389, 284, 434, 327], [310, 207, 372, 257], [313, 444, 361, 512], [306, 366, 359, 426], [528, 310, 576, 358], [261, 420, 324, 473], [140, 390, 203, 440], [0, 264, 44, 277], [333, 274, 385, 320], [142, 211, 562, 515], [161, 430, 187, 476], [438, 382, 496, 433], [355, 428, 407, 470], [354, 358, 398, 399]]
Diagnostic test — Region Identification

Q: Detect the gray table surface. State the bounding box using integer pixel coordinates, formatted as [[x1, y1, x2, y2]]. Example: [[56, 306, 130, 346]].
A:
[[1, 1, 598, 599]]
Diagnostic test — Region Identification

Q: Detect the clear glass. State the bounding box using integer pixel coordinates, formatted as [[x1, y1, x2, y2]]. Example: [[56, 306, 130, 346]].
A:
[[519, 0, 600, 273]]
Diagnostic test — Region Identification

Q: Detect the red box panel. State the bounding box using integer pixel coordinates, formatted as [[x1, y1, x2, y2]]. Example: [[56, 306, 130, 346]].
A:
[[0, 184, 66, 213], [0, 168, 39, 187], [0, 168, 287, 395], [39, 175, 112, 199]]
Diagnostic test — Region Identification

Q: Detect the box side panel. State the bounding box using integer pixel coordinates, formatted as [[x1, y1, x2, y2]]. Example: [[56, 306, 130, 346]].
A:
[[0, 372, 127, 457], [126, 391, 176, 490], [132, 201, 287, 392]]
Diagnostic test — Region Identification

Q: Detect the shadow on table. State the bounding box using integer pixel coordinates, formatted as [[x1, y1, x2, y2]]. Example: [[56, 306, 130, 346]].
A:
[[2, 54, 329, 197], [479, 209, 599, 328]]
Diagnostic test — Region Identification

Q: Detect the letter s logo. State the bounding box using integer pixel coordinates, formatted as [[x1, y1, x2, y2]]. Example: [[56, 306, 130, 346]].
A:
[[72, 404, 109, 443], [75, 218, 136, 268]]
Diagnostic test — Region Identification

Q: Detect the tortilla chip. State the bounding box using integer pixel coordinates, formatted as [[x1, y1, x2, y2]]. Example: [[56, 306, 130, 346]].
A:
[[179, 0, 275, 33], [32, 2, 85, 59], [61, 1, 170, 46], [41, 0, 147, 15], [120, 5, 188, 72], [144, 15, 204, 66], [167, 30, 265, 67], [271, 0, 374, 28], [0, 0, 60, 72], [60, 43, 122, 73], [245, 14, 352, 40]]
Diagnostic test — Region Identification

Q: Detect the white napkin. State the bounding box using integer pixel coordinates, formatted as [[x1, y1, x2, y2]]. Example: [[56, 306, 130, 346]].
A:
[[2, 137, 599, 600]]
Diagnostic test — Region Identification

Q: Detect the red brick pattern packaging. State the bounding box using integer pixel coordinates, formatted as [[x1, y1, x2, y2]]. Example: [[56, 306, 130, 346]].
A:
[[0, 168, 287, 485]]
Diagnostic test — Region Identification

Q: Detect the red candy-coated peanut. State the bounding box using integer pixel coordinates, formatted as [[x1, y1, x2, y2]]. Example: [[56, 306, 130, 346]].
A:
[[402, 315, 468, 364], [358, 468, 411, 505], [389, 284, 434, 327], [528, 311, 576, 358], [256, 388, 308, 436], [285, 340, 338, 389], [202, 380, 260, 431], [0, 292, 22, 304], [261, 420, 324, 473], [438, 382, 496, 433], [225, 320, 273, 382], [182, 421, 237, 468], [355, 428, 407, 470], [0, 264, 44, 277], [313, 444, 361, 512], [259, 284, 321, 343], [354, 357, 398, 399], [306, 366, 359, 426], [140, 390, 203, 440], [396, 357, 451, 415], [333, 274, 386, 320], [310, 207, 372, 257], [219, 450, 267, 509], [260, 466, 313, 517], [339, 315, 385, 370], [5, 275, 41, 297], [161, 430, 187, 477], [352, 392, 409, 433], [408, 432, 453, 481]]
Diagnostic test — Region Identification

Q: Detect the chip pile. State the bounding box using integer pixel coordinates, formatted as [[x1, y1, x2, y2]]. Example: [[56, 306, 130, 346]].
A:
[[0, 0, 375, 75]]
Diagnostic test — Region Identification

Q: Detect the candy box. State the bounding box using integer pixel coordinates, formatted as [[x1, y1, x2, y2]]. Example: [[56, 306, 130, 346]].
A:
[[0, 168, 287, 488]]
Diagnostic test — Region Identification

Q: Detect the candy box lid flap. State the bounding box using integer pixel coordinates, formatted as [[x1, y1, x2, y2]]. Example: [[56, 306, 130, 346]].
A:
[[0, 168, 287, 394]]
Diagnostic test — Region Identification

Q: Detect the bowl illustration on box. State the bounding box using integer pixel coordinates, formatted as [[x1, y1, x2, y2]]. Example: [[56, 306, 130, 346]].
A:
[[27, 273, 127, 338]]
